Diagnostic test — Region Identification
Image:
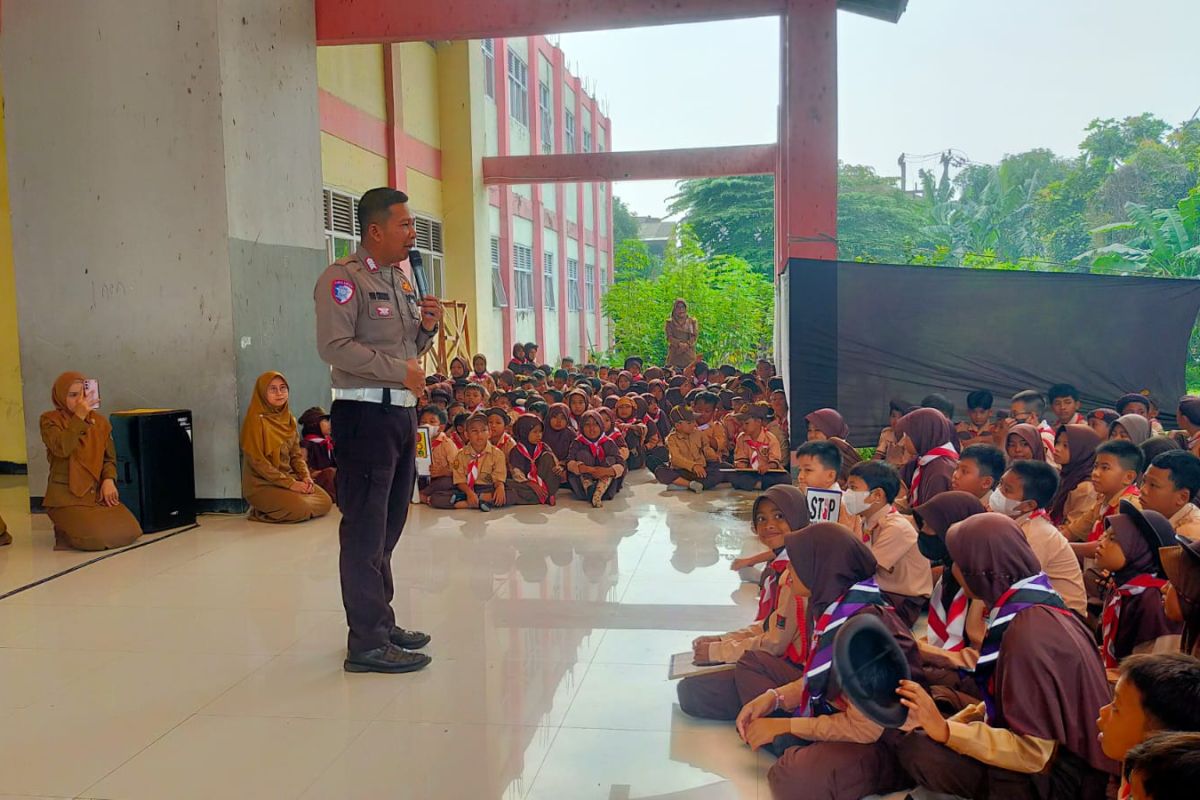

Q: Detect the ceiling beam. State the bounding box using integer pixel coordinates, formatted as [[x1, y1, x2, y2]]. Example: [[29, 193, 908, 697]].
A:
[[482, 144, 777, 185]]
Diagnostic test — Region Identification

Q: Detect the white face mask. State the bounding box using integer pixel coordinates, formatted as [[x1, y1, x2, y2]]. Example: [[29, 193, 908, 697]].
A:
[[988, 489, 1024, 517], [842, 489, 872, 516]]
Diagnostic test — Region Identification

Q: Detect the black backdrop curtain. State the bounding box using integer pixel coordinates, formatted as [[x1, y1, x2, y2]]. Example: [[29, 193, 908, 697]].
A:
[[786, 259, 1200, 446]]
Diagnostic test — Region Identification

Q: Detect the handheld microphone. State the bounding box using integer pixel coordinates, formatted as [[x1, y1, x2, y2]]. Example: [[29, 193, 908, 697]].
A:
[[409, 249, 430, 298]]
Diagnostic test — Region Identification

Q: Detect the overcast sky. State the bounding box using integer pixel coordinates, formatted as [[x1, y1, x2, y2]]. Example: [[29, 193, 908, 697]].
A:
[[556, 0, 1200, 219]]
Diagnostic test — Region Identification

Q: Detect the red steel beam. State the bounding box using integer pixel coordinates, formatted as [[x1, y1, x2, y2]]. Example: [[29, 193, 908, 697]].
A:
[[316, 0, 787, 45], [482, 144, 777, 185]]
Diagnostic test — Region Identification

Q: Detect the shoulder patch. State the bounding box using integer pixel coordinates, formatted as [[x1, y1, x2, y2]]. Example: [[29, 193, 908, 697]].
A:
[[331, 279, 355, 305]]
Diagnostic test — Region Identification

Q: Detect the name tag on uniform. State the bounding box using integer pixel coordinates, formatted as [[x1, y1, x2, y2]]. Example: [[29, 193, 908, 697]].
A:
[[375, 305, 393, 318]]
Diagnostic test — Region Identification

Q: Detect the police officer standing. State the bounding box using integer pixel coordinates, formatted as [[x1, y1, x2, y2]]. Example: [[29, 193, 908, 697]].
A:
[[315, 187, 442, 674]]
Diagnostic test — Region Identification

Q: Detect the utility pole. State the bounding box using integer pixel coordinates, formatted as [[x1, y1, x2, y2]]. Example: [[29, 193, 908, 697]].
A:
[[897, 153, 907, 192], [940, 150, 953, 186]]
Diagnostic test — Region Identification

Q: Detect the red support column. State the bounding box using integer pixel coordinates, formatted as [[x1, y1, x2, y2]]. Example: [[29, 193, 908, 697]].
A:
[[382, 44, 407, 191], [589, 102, 602, 347], [495, 39, 516, 356], [552, 48, 569, 361], [573, 74, 586, 360], [779, 0, 838, 268], [528, 36, 547, 355], [603, 117, 614, 351]]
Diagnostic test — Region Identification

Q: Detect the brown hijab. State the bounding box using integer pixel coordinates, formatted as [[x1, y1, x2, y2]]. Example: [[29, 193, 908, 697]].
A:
[[1006, 423, 1045, 461], [894, 407, 956, 456], [1049, 424, 1101, 523], [753, 485, 811, 534], [1162, 538, 1200, 657], [948, 513, 1116, 774], [43, 371, 111, 497], [666, 299, 697, 340], [913, 491, 987, 566], [806, 408, 862, 477], [785, 522, 878, 617], [240, 371, 297, 470]]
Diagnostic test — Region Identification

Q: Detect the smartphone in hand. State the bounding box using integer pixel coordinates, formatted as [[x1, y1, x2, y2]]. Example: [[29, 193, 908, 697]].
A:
[[82, 379, 101, 410]]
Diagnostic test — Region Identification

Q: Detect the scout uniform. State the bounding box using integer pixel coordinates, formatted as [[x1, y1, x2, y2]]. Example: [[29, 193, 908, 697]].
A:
[[315, 246, 436, 657]]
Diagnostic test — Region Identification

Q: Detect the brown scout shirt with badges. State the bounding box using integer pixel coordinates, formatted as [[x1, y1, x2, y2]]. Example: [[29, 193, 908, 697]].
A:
[[315, 247, 436, 389]]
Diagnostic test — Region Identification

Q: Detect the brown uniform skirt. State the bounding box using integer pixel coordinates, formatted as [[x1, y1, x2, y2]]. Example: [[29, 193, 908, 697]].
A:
[[245, 484, 332, 523], [47, 503, 142, 551]]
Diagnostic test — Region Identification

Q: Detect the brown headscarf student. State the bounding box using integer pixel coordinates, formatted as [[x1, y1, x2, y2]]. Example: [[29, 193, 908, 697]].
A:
[[1095, 503, 1181, 668], [1051, 424, 1101, 537], [874, 399, 916, 467], [1161, 534, 1200, 657], [298, 406, 337, 502], [1112, 413, 1152, 445], [1176, 395, 1200, 456], [541, 403, 576, 462], [240, 371, 332, 524], [468, 353, 497, 395], [1004, 422, 1045, 462], [565, 410, 624, 508], [736, 523, 925, 800], [613, 395, 647, 470], [896, 513, 1117, 800], [665, 298, 699, 368], [805, 407, 862, 482], [894, 407, 959, 508], [678, 486, 814, 722], [39, 371, 142, 551], [505, 415, 561, 506]]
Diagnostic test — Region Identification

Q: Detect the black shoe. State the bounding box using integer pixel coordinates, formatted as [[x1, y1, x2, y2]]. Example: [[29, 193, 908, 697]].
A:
[[344, 644, 431, 674], [389, 626, 431, 650], [478, 501, 493, 512]]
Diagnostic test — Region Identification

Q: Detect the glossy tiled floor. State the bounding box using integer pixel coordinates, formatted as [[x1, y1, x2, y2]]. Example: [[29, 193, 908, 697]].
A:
[[0, 474, 787, 799]]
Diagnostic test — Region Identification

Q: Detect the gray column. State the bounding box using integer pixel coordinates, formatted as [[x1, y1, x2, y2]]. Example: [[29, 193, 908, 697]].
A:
[[3, 0, 327, 502]]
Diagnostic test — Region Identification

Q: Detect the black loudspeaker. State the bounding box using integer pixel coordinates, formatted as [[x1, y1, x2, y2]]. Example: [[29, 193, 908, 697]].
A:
[[110, 409, 197, 533]]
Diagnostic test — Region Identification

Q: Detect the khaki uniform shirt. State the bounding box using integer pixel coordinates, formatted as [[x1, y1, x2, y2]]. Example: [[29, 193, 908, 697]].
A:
[[696, 419, 728, 458], [40, 416, 119, 508], [733, 430, 783, 470], [863, 506, 932, 599], [1060, 481, 1099, 541], [451, 443, 507, 487], [429, 433, 459, 479], [708, 568, 803, 663], [314, 247, 436, 390], [666, 430, 716, 473], [1016, 512, 1088, 616], [1170, 502, 1200, 541]]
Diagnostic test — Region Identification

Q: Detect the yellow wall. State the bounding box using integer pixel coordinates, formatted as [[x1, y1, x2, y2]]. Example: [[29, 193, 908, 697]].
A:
[[400, 43, 440, 149], [406, 169, 443, 219], [317, 45, 386, 118], [320, 132, 387, 196], [0, 69, 27, 464]]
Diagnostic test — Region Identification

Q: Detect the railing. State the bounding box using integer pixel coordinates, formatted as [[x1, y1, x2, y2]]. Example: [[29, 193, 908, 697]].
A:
[[421, 301, 472, 377]]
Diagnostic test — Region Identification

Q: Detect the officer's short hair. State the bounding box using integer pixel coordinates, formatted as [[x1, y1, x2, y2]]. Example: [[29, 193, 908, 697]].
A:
[[357, 187, 409, 234]]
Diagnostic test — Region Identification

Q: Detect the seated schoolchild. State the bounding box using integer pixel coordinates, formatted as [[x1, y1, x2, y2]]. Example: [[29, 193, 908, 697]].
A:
[[461, 382, 487, 415], [1097, 653, 1200, 798], [874, 399, 915, 468], [804, 407, 862, 482], [768, 389, 789, 445], [418, 405, 459, 507], [1048, 383, 1087, 427], [921, 393, 956, 421], [485, 407, 516, 456], [298, 406, 337, 502], [1177, 396, 1200, 457], [469, 353, 496, 394], [1096, 503, 1182, 665], [952, 443, 1005, 502], [678, 486, 813, 720], [844, 461, 932, 628], [693, 391, 731, 461], [1006, 422, 1047, 463], [989, 460, 1088, 616], [596, 408, 630, 494], [894, 407, 959, 508], [655, 406, 730, 493], [565, 387, 590, 429], [911, 492, 988, 690], [1123, 731, 1200, 800], [792, 440, 842, 494], [448, 414, 507, 511], [1113, 413, 1152, 446], [957, 390, 999, 451], [1139, 450, 1200, 541], [1162, 535, 1200, 658], [566, 410, 624, 507], [1141, 436, 1183, 470], [1074, 440, 1144, 560], [1090, 408, 1120, 439], [1051, 424, 1102, 539], [613, 396, 648, 470], [448, 355, 469, 382], [506, 415, 561, 506], [736, 523, 926, 800], [240, 371, 332, 524], [542, 403, 575, 464], [40, 371, 143, 550], [448, 411, 469, 449], [641, 393, 670, 473], [897, 513, 1117, 800], [1004, 389, 1058, 466], [1117, 393, 1163, 436], [730, 403, 789, 491]]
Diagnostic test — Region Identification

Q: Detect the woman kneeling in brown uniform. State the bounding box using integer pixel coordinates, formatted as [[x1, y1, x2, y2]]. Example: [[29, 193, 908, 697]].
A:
[[241, 371, 332, 523], [40, 372, 142, 551]]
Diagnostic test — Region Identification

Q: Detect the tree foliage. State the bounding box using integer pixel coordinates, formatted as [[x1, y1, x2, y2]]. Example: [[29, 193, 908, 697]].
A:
[[667, 176, 776, 277], [601, 225, 774, 369], [612, 195, 640, 246], [612, 238, 658, 283]]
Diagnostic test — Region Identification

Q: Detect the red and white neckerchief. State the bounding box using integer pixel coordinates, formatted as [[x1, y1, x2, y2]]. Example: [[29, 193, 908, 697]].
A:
[[745, 438, 771, 470], [471, 371, 490, 383], [926, 577, 969, 651], [1088, 486, 1140, 542], [303, 434, 334, 459], [1188, 432, 1200, 452], [643, 410, 663, 428], [910, 442, 959, 504], [515, 442, 549, 497], [470, 403, 486, 414], [450, 431, 466, 448], [465, 449, 486, 489], [756, 550, 790, 621], [575, 434, 606, 462], [697, 421, 711, 431], [1101, 574, 1168, 668], [783, 589, 810, 667], [493, 432, 515, 451]]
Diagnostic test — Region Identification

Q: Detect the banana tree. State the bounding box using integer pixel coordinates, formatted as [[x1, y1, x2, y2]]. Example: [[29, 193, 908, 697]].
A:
[[1076, 189, 1200, 277]]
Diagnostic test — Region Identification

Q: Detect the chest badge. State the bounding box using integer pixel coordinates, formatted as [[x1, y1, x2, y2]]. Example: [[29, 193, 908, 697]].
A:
[[375, 305, 393, 318], [331, 279, 355, 305], [399, 278, 415, 295]]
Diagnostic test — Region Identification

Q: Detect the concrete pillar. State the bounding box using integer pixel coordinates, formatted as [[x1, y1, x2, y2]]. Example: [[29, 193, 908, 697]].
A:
[[2, 0, 327, 503], [437, 40, 492, 365]]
